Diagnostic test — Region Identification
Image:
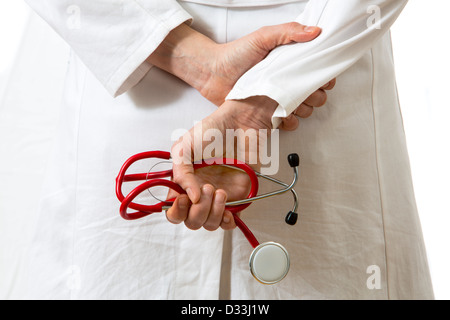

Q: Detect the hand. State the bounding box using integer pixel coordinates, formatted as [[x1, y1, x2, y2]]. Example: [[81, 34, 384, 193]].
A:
[[281, 78, 336, 131], [166, 96, 278, 231], [197, 23, 323, 107], [147, 22, 334, 127], [166, 166, 250, 231]]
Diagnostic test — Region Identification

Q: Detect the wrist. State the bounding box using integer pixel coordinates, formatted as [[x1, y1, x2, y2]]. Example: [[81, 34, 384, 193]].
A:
[[147, 23, 218, 93], [225, 96, 278, 131]]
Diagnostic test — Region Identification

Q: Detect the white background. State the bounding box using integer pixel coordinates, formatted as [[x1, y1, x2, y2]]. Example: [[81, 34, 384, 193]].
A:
[[391, 0, 450, 300], [0, 1, 449, 299]]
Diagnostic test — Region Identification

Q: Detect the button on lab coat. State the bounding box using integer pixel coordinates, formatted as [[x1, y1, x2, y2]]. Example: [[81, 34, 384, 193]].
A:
[[21, 0, 434, 299]]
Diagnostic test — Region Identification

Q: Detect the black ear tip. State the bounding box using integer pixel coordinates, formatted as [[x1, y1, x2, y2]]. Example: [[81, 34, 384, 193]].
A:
[[285, 211, 298, 226], [288, 154, 300, 167]]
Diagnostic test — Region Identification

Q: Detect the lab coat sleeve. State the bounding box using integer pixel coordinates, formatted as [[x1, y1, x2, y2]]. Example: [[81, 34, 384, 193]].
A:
[[225, 0, 408, 128], [24, 0, 193, 97]]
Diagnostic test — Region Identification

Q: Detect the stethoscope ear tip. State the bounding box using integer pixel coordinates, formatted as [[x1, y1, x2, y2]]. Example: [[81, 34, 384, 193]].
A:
[[285, 211, 298, 226], [288, 153, 300, 168]]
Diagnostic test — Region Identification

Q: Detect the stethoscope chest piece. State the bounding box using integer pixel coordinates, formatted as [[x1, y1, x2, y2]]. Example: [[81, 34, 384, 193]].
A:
[[249, 242, 290, 285]]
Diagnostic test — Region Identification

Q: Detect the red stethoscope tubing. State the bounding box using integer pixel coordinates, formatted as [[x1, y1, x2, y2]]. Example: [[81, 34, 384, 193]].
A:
[[116, 151, 261, 248]]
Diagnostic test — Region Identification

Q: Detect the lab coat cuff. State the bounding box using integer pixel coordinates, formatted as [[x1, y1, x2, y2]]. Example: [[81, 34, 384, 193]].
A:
[[226, 84, 299, 129], [108, 10, 193, 97]]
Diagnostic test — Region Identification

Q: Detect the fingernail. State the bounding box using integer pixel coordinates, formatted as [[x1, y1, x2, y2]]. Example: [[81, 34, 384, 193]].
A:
[[223, 213, 231, 224], [186, 188, 196, 202], [178, 196, 189, 210], [202, 185, 214, 196], [215, 192, 226, 205], [305, 26, 319, 33]]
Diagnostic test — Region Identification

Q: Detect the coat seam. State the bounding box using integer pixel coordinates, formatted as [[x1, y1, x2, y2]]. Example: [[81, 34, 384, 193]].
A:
[[69, 56, 88, 301], [369, 48, 390, 300]]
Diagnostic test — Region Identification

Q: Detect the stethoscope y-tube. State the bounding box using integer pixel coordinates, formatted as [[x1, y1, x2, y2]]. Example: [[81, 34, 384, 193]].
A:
[[116, 151, 300, 284]]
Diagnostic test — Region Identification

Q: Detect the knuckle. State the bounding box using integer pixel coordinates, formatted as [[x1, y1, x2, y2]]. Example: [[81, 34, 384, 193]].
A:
[[317, 90, 328, 106], [257, 26, 270, 34], [185, 220, 202, 231], [166, 211, 183, 225], [172, 169, 193, 185], [185, 209, 209, 230], [286, 22, 300, 31], [202, 184, 215, 198], [329, 78, 337, 88], [285, 22, 301, 40], [297, 104, 313, 118], [203, 223, 220, 232]]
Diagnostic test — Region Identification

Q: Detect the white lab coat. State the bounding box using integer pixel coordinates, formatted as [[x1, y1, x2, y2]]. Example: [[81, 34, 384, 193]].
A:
[[19, 0, 433, 299]]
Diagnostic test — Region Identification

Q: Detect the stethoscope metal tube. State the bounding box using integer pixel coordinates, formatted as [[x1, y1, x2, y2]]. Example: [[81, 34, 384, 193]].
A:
[[162, 165, 299, 221], [221, 153, 300, 226], [223, 166, 298, 210], [160, 167, 298, 224]]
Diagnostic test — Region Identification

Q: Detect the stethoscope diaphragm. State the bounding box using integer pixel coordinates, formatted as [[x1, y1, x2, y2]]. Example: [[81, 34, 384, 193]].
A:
[[249, 242, 290, 285]]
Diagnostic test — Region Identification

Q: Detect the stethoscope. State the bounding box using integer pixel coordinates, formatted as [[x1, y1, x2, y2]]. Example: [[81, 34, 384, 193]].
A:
[[115, 150, 300, 285]]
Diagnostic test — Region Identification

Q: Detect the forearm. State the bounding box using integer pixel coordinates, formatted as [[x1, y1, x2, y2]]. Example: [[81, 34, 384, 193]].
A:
[[147, 21, 323, 107], [147, 23, 217, 98], [227, 96, 279, 132]]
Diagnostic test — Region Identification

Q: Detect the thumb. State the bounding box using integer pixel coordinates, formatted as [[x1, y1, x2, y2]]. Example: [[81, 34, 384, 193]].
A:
[[171, 136, 202, 204], [251, 22, 321, 52], [172, 162, 201, 204]]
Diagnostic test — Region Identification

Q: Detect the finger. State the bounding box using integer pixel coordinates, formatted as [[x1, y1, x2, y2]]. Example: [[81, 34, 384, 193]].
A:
[[279, 114, 299, 131], [252, 22, 321, 52], [321, 78, 337, 91], [304, 89, 327, 108], [184, 184, 215, 230], [166, 188, 179, 201], [171, 139, 201, 204], [220, 210, 237, 231], [166, 194, 190, 224], [294, 103, 314, 118], [203, 190, 227, 231]]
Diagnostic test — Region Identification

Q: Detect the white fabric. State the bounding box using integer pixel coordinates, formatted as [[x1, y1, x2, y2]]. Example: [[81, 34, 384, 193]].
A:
[[226, 0, 409, 127], [26, 0, 408, 128], [0, 11, 70, 299], [178, 0, 306, 7], [15, 0, 434, 299], [25, 0, 193, 97]]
